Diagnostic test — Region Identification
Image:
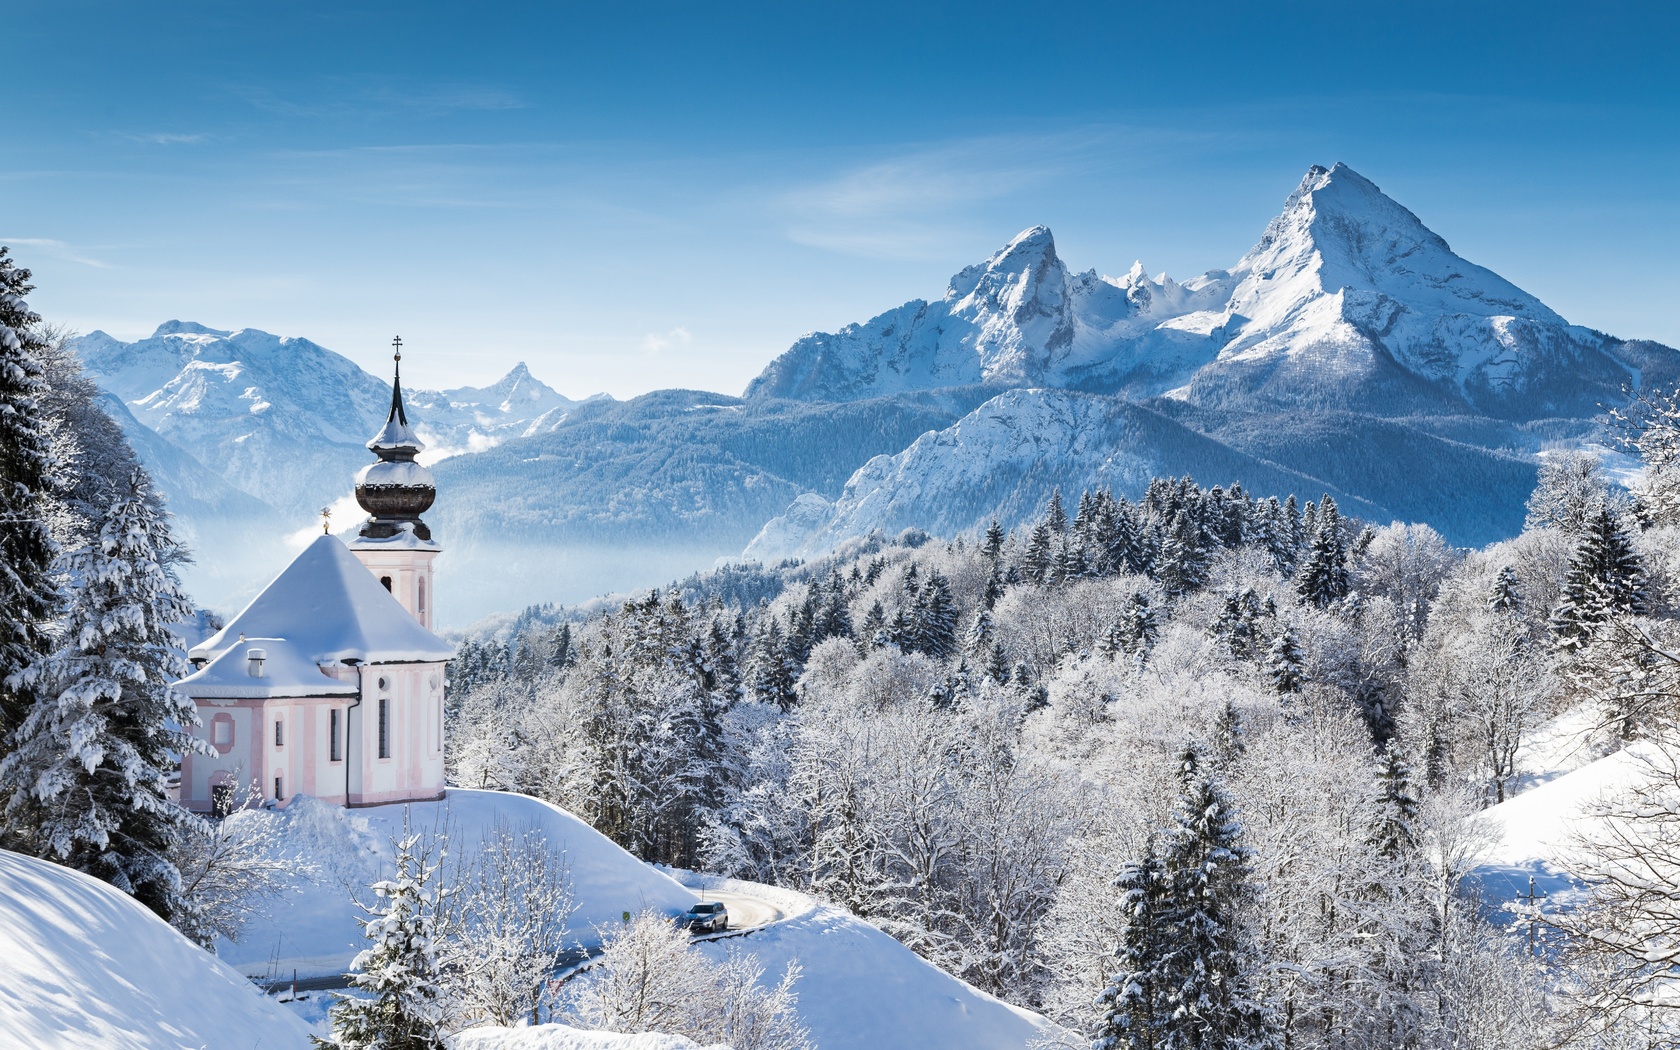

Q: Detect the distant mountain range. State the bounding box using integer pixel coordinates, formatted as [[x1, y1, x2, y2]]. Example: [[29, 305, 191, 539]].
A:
[[72, 163, 1676, 624]]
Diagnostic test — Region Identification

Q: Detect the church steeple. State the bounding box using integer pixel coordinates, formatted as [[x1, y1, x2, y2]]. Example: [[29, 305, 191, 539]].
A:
[[354, 337, 436, 542]]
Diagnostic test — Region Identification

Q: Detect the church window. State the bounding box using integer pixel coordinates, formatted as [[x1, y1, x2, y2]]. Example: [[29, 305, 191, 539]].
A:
[[274, 775, 284, 800], [380, 576, 393, 592], [212, 718, 233, 748], [378, 697, 391, 759], [274, 719, 284, 747], [330, 709, 342, 761], [418, 577, 427, 619]]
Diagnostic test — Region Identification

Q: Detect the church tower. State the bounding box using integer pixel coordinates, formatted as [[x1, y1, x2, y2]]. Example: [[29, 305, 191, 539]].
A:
[[348, 338, 440, 631]]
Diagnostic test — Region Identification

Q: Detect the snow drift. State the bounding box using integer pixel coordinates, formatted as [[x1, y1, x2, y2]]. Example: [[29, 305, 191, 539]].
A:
[[0, 848, 314, 1050]]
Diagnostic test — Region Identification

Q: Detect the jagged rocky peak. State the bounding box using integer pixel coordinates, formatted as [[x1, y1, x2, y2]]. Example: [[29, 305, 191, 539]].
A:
[[947, 225, 1064, 302]]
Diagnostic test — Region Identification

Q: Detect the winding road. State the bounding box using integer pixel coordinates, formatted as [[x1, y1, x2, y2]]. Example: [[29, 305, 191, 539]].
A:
[[263, 886, 789, 998]]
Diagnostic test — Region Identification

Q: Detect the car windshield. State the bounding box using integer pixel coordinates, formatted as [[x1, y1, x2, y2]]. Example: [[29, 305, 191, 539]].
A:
[[691, 903, 719, 913]]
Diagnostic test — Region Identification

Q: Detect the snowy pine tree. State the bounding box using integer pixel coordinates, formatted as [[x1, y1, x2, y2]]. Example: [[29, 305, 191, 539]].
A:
[[1487, 564, 1521, 614], [0, 247, 64, 749], [1266, 625, 1304, 695], [1296, 497, 1350, 607], [0, 470, 203, 920], [325, 827, 447, 1050], [1093, 849, 1170, 1050], [1370, 745, 1418, 862], [1550, 505, 1647, 649], [1158, 750, 1271, 1050]]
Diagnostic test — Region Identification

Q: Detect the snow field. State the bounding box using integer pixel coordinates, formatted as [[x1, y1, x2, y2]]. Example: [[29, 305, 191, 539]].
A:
[[666, 870, 1063, 1050], [0, 848, 315, 1050], [222, 789, 698, 980]]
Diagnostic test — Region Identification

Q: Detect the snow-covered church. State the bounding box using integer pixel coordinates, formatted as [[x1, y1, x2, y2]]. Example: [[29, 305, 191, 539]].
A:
[[177, 351, 453, 813]]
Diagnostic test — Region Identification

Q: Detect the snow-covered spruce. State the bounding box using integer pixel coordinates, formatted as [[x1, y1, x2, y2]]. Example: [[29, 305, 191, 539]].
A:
[[0, 468, 204, 922], [0, 246, 64, 748], [324, 825, 448, 1050]]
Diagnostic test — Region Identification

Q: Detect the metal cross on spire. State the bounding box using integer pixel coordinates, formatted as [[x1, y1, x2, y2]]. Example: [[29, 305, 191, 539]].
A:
[[392, 335, 403, 373]]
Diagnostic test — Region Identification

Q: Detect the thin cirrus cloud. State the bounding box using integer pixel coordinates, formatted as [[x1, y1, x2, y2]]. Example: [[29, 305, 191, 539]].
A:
[[0, 238, 111, 269], [232, 78, 527, 120], [775, 125, 1219, 260]]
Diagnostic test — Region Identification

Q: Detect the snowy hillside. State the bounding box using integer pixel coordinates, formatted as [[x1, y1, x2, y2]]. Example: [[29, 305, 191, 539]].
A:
[[0, 848, 313, 1050], [221, 790, 697, 980], [675, 876, 1061, 1050]]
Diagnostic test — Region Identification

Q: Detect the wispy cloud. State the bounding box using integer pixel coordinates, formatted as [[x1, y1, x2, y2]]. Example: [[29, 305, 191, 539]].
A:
[[641, 326, 692, 353], [0, 237, 111, 269], [236, 78, 526, 120], [122, 132, 212, 145], [776, 125, 1218, 259]]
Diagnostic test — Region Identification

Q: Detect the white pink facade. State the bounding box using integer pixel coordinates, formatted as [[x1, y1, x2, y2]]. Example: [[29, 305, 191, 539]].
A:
[[177, 351, 453, 812]]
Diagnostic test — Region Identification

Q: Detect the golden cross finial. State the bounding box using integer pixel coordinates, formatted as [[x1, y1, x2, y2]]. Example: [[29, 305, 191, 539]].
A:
[[321, 506, 332, 534], [392, 334, 403, 363]]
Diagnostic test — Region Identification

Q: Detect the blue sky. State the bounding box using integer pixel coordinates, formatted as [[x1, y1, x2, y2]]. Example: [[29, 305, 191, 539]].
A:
[[7, 1, 1678, 396]]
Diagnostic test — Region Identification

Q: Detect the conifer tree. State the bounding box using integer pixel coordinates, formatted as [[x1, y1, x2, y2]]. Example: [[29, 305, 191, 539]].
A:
[[745, 620, 797, 710], [1156, 511, 1208, 598], [0, 247, 63, 748], [1487, 564, 1521, 614], [915, 571, 958, 660], [1094, 849, 1170, 1050], [1370, 746, 1418, 861], [1551, 505, 1648, 649], [981, 564, 1004, 610], [1210, 699, 1245, 771], [965, 609, 995, 657], [1024, 521, 1055, 583], [1266, 624, 1304, 695], [1158, 748, 1271, 1050], [983, 642, 1010, 685], [1296, 497, 1350, 607], [324, 828, 446, 1050], [983, 518, 1005, 561], [0, 470, 202, 920], [1045, 488, 1068, 534]]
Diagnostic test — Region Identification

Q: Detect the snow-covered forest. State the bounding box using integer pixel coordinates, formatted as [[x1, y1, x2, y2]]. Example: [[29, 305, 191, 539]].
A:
[[448, 445, 1680, 1047]]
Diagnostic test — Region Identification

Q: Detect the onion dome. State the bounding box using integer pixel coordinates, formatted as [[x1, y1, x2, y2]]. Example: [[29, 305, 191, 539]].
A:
[[355, 339, 436, 541]]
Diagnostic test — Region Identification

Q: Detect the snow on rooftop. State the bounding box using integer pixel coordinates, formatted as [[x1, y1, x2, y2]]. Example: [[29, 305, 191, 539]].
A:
[[189, 534, 453, 666], [178, 636, 358, 699], [368, 413, 425, 453], [0, 848, 313, 1049]]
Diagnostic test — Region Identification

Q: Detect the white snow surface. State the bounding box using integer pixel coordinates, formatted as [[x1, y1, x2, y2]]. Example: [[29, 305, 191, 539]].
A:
[[668, 872, 1062, 1050], [0, 848, 313, 1050], [178, 635, 359, 699], [221, 790, 697, 980], [1474, 738, 1658, 909], [185, 534, 454, 668], [452, 1026, 723, 1050]]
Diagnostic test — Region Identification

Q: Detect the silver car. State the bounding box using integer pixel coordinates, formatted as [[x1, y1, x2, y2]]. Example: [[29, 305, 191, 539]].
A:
[[679, 901, 729, 934]]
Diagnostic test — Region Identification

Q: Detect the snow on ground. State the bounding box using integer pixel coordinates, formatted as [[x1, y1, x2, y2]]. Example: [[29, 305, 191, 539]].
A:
[[669, 871, 1064, 1050], [1509, 703, 1616, 795], [223, 789, 698, 980], [1475, 732, 1659, 911], [0, 848, 314, 1050], [452, 1026, 724, 1049]]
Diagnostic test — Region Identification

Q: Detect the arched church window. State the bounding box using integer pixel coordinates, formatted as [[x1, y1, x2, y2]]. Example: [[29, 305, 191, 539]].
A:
[[418, 577, 427, 618], [380, 576, 393, 592]]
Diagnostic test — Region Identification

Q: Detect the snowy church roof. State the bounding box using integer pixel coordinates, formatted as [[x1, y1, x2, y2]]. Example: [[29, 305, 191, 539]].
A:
[[177, 637, 359, 699], [188, 535, 454, 667]]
